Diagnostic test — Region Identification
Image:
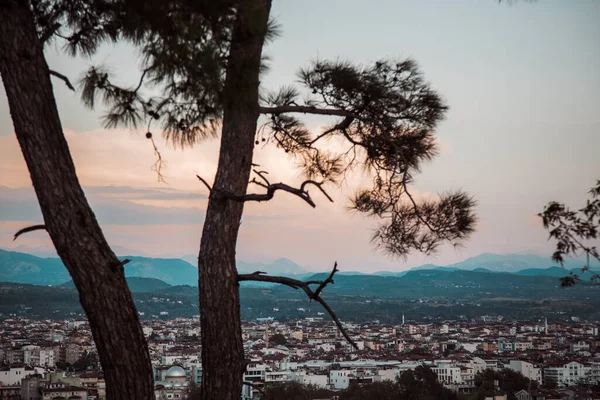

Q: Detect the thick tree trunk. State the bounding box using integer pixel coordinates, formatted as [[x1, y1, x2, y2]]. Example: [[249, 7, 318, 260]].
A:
[[198, 0, 272, 399], [0, 2, 154, 399]]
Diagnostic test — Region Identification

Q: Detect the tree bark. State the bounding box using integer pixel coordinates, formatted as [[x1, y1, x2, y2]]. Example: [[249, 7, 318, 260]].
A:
[[198, 0, 272, 399], [0, 2, 154, 399]]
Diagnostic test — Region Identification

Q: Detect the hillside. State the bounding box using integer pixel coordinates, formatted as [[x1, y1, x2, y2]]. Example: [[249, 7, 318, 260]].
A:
[[2, 249, 598, 291], [0, 248, 70, 285], [305, 268, 598, 300], [2, 272, 599, 323], [0, 249, 197, 286], [0, 249, 313, 287], [60, 277, 172, 293], [122, 256, 197, 286]]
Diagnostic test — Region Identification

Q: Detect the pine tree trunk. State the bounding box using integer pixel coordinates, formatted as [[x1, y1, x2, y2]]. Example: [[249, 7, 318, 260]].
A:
[[198, 1, 271, 399], [0, 2, 154, 399]]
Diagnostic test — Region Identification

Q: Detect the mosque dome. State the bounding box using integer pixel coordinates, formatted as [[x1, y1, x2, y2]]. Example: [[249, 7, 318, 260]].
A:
[[166, 365, 186, 378]]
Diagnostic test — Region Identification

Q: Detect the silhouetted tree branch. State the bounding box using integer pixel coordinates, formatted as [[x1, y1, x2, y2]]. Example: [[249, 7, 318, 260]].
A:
[[39, 22, 61, 43], [49, 70, 75, 91], [259, 105, 357, 118], [197, 169, 333, 208], [238, 262, 357, 349], [540, 179, 600, 287], [196, 174, 213, 192], [13, 224, 47, 241]]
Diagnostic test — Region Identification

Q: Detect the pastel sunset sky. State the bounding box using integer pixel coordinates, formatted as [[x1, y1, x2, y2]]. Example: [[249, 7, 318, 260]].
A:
[[1, 0, 599, 272]]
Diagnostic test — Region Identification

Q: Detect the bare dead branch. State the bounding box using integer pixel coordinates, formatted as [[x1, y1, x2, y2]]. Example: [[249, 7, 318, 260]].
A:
[[49, 69, 75, 91], [225, 182, 318, 207], [196, 174, 213, 192], [109, 258, 131, 272], [227, 170, 333, 208], [300, 180, 334, 203], [259, 105, 357, 119], [252, 169, 270, 187], [314, 261, 337, 297], [238, 262, 358, 349], [13, 224, 47, 241]]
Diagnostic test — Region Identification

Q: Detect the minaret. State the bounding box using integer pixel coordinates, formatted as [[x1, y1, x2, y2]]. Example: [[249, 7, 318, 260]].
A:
[[402, 314, 405, 326], [544, 318, 548, 335], [265, 326, 270, 348]]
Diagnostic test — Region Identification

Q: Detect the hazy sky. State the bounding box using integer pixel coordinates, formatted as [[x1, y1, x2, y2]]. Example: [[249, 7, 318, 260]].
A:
[[1, 0, 599, 272]]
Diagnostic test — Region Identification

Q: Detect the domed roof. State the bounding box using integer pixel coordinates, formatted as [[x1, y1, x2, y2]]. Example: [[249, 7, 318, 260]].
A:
[[166, 365, 186, 378]]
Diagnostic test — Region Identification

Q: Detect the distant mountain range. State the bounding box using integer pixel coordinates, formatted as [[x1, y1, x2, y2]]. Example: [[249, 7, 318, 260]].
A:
[[1, 248, 598, 288], [374, 253, 599, 277], [2, 267, 600, 322], [0, 249, 312, 286]]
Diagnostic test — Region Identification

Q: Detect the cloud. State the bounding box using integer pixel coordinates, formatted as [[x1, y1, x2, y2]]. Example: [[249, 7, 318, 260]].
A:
[[0, 185, 205, 225], [83, 185, 207, 199], [0, 126, 560, 272]]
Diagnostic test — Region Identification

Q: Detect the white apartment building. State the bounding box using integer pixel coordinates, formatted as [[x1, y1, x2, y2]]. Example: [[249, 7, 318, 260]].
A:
[[329, 370, 356, 390], [430, 360, 462, 385], [507, 360, 542, 385], [570, 340, 590, 353], [0, 366, 45, 386], [544, 361, 591, 387], [588, 361, 600, 385], [22, 345, 56, 368], [288, 371, 328, 388]]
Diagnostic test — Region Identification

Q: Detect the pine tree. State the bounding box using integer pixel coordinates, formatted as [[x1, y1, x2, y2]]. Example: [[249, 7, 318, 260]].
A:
[[2, 1, 477, 398], [0, 1, 159, 398]]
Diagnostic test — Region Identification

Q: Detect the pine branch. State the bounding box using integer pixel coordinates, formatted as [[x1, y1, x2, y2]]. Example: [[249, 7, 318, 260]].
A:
[[49, 70, 75, 91], [39, 23, 61, 43], [133, 68, 151, 93], [238, 262, 358, 349], [259, 105, 357, 118], [401, 167, 438, 235], [14, 224, 47, 241], [309, 116, 354, 145]]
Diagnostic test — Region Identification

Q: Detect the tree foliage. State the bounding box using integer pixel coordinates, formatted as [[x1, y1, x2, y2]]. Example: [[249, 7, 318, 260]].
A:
[[473, 368, 537, 400], [72, 351, 99, 372], [78, 19, 476, 259], [269, 333, 287, 346], [396, 366, 458, 400], [540, 179, 600, 286], [263, 381, 334, 400]]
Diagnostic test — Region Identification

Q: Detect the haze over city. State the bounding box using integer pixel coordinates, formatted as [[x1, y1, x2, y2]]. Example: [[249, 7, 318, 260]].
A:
[[1, 0, 599, 272]]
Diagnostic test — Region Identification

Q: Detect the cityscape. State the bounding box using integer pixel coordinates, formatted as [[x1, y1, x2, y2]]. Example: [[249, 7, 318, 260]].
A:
[[1, 316, 600, 399]]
